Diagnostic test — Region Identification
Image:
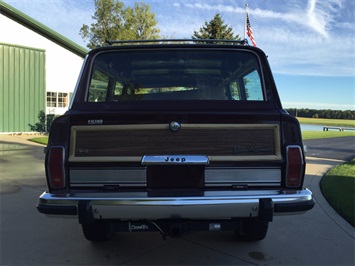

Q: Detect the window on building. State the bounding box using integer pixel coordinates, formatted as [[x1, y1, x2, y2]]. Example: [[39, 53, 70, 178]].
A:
[[46, 92, 71, 108], [58, 93, 68, 107], [47, 92, 57, 107]]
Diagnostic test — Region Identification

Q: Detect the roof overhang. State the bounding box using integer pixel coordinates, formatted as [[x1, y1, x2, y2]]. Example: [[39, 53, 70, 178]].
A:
[[0, 2, 88, 58]]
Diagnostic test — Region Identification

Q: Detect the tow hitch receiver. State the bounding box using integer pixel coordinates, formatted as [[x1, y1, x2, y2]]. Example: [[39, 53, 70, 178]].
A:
[[112, 219, 240, 239]]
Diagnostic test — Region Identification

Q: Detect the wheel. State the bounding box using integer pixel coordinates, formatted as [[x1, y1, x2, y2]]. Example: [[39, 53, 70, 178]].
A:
[[82, 221, 114, 242], [236, 218, 269, 241]]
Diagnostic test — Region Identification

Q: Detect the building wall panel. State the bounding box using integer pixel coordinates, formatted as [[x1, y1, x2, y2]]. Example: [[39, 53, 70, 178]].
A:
[[0, 43, 45, 132]]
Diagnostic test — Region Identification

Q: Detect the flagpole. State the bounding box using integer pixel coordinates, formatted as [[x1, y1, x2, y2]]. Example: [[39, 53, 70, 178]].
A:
[[244, 4, 248, 40]]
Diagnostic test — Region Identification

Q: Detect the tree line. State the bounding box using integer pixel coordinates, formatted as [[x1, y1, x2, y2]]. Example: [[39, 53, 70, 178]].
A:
[[80, 0, 240, 49], [286, 108, 355, 120]]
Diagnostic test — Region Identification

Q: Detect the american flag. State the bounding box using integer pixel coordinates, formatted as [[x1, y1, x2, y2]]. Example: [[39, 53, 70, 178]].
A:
[[246, 13, 257, 47]]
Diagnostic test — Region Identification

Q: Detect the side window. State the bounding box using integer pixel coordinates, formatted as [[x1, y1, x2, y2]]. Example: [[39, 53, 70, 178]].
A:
[[230, 81, 241, 100], [114, 82, 123, 97], [88, 69, 109, 102], [229, 70, 263, 101], [110, 81, 124, 101], [243, 70, 263, 101]]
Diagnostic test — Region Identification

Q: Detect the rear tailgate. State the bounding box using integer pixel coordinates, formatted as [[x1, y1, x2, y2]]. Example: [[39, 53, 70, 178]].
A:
[[67, 112, 284, 192]]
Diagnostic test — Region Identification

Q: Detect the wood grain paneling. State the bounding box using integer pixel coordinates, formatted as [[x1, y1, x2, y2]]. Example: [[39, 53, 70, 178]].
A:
[[69, 124, 281, 162]]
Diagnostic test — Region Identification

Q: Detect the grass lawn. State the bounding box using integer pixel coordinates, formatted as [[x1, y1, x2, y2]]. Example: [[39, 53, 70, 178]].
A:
[[28, 137, 48, 145], [298, 117, 355, 140], [302, 131, 355, 140], [297, 117, 355, 128], [320, 159, 355, 227]]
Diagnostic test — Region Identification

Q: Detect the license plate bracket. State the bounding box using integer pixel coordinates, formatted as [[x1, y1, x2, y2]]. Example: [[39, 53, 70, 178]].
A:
[[147, 165, 204, 196]]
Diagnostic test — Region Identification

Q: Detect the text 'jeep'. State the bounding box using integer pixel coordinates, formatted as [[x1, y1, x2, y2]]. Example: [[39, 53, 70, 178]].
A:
[[37, 40, 314, 241]]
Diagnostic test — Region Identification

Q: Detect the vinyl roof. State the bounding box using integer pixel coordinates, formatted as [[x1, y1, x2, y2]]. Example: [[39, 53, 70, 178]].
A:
[[0, 1, 88, 58]]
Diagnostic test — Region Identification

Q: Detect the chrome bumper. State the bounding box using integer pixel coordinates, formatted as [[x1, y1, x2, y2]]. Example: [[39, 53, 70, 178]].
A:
[[37, 189, 314, 221]]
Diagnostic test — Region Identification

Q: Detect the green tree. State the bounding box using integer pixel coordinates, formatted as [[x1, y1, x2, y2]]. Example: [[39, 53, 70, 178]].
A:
[[124, 3, 160, 40], [28, 110, 46, 133], [192, 13, 240, 42], [286, 108, 355, 120], [80, 0, 160, 49], [28, 110, 58, 133]]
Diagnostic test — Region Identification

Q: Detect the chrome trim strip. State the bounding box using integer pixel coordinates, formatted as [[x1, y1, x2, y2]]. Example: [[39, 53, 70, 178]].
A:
[[69, 167, 280, 186], [70, 184, 146, 187], [205, 168, 281, 184], [141, 155, 209, 165], [69, 155, 281, 163], [70, 168, 146, 184]]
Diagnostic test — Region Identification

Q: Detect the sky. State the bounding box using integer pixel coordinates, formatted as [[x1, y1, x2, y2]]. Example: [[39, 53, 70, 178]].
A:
[[2, 0, 355, 110]]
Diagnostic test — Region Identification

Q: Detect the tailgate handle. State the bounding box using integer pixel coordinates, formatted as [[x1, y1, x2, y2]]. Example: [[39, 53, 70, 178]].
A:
[[141, 155, 210, 165]]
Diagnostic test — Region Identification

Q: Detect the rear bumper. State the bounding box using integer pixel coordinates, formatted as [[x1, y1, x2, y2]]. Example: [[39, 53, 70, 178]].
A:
[[37, 189, 314, 221]]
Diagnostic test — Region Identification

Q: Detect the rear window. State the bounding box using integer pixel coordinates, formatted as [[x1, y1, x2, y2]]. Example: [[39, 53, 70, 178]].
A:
[[87, 50, 264, 102]]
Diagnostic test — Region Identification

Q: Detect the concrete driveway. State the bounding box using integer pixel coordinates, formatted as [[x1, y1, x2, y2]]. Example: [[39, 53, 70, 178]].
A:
[[0, 134, 354, 265]]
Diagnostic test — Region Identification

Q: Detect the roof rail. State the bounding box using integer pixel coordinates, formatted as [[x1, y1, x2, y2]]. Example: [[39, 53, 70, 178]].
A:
[[106, 39, 249, 46]]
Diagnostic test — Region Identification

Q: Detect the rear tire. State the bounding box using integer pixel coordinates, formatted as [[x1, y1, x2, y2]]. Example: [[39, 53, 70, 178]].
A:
[[236, 218, 269, 241], [82, 221, 114, 242]]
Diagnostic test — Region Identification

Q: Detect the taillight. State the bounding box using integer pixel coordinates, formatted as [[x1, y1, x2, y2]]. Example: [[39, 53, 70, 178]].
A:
[[286, 145, 304, 187], [47, 146, 66, 189]]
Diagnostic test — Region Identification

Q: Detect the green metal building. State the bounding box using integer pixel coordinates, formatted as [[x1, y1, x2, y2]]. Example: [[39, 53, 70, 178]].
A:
[[0, 43, 46, 132], [0, 2, 87, 133]]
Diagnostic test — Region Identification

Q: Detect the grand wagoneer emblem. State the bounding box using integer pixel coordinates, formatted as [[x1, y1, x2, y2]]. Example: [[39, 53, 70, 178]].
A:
[[232, 145, 273, 155], [169, 121, 181, 132]]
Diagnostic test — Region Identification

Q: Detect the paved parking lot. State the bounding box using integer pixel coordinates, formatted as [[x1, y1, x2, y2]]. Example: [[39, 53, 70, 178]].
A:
[[0, 135, 354, 265]]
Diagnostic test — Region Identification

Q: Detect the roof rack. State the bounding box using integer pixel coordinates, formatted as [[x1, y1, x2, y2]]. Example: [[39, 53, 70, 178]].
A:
[[106, 39, 249, 46]]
